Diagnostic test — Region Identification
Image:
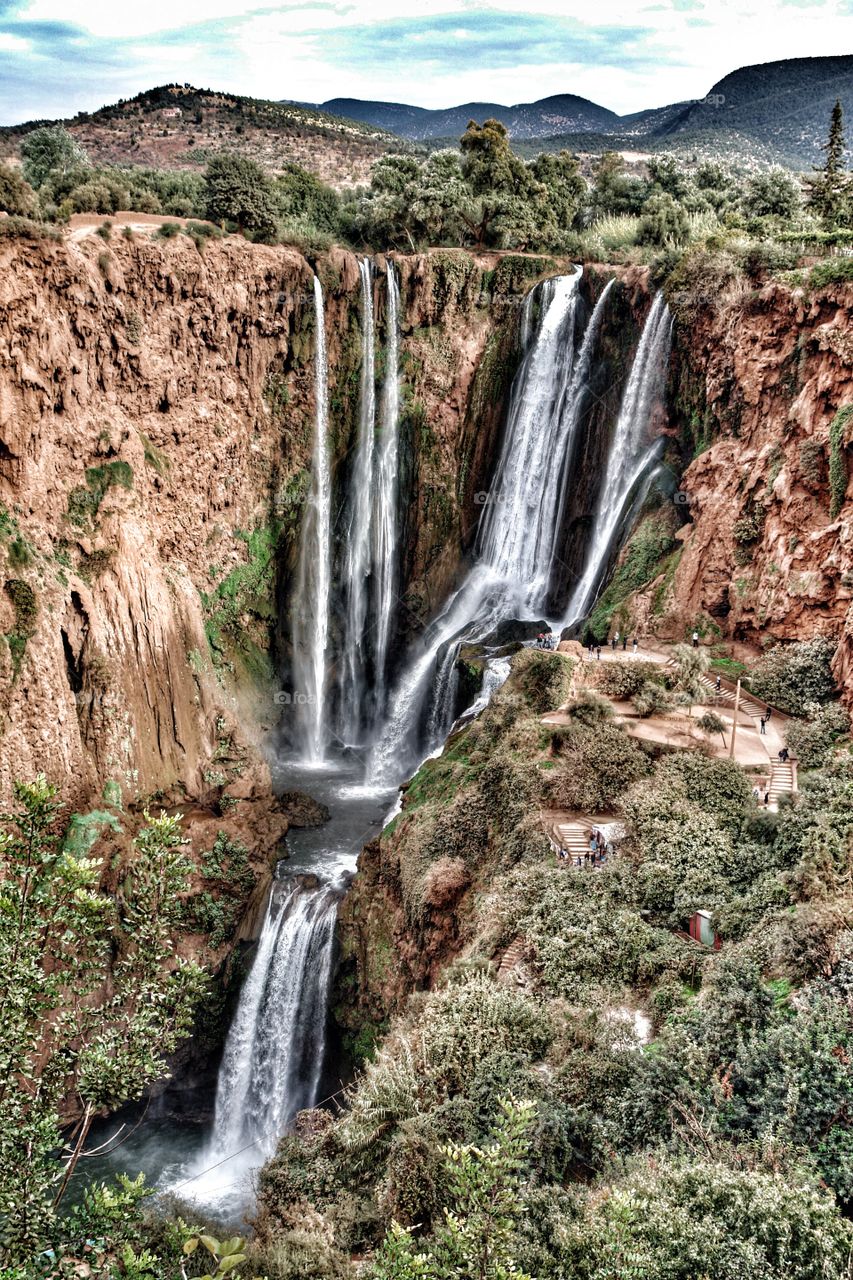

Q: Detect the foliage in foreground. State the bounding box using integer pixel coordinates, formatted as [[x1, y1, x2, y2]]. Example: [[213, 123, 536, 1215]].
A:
[[0, 779, 206, 1264]]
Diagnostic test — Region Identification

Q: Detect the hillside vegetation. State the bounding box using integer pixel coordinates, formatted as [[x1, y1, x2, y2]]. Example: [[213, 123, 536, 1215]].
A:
[[0, 84, 400, 190]]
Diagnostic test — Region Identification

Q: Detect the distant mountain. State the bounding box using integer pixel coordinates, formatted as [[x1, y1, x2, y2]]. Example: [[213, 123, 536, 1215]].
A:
[[314, 56, 853, 169], [315, 93, 618, 142], [649, 55, 853, 166]]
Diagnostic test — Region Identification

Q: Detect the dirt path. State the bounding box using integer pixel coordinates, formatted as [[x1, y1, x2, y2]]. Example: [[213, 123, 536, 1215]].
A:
[[67, 211, 215, 242]]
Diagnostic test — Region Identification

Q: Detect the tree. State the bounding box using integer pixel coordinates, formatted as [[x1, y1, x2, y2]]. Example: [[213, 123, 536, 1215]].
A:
[[587, 150, 649, 219], [203, 153, 278, 238], [0, 779, 206, 1262], [670, 642, 710, 717], [0, 162, 37, 216], [809, 99, 849, 225], [530, 150, 586, 232], [20, 125, 88, 189], [460, 119, 546, 248], [637, 191, 690, 246], [740, 169, 801, 221]]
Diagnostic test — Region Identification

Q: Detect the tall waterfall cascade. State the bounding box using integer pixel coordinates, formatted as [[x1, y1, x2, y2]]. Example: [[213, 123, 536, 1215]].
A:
[[562, 293, 673, 628], [193, 270, 672, 1212], [368, 269, 640, 783], [334, 260, 403, 746], [292, 277, 333, 763], [338, 259, 378, 745], [372, 260, 402, 717]]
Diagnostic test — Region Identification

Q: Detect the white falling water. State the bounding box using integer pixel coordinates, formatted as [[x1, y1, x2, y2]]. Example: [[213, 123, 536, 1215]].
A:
[[562, 293, 673, 628], [207, 879, 339, 1161], [369, 269, 598, 781], [292, 277, 333, 763], [457, 654, 512, 723], [372, 260, 402, 713], [338, 259, 377, 744]]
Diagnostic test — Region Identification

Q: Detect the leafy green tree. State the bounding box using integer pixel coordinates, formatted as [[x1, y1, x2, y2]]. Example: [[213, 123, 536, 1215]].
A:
[[670, 641, 710, 715], [370, 1099, 536, 1280], [809, 98, 849, 225], [0, 778, 206, 1262], [740, 168, 801, 221], [460, 119, 546, 248], [204, 153, 278, 238], [274, 163, 340, 233], [20, 125, 89, 189], [0, 162, 37, 216], [409, 149, 470, 247], [588, 150, 649, 218], [750, 637, 837, 715], [530, 150, 585, 232], [637, 191, 690, 246]]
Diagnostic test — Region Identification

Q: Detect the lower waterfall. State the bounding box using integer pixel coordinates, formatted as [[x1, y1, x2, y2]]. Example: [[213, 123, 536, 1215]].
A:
[[208, 877, 340, 1158]]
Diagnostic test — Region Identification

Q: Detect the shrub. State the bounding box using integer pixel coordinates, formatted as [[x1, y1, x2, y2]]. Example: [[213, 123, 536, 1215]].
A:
[[698, 710, 726, 737], [513, 648, 574, 714], [547, 721, 652, 812], [565, 691, 613, 725], [591, 660, 667, 700], [784, 701, 849, 767], [0, 162, 37, 216], [632, 680, 675, 717], [750, 637, 838, 715], [828, 405, 852, 518], [569, 1158, 853, 1280]]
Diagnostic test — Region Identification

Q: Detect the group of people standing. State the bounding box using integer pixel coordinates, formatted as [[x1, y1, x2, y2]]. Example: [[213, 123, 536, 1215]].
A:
[[536, 633, 557, 650], [585, 632, 640, 659], [556, 828, 610, 868]]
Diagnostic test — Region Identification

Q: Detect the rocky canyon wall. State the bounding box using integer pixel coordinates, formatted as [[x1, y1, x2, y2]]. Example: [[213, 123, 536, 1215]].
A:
[[660, 278, 853, 698]]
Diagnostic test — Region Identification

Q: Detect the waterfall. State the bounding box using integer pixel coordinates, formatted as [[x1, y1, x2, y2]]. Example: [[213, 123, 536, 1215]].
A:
[[372, 260, 402, 713], [562, 293, 673, 628], [292, 277, 332, 763], [338, 259, 377, 745], [369, 268, 605, 782], [206, 877, 339, 1160]]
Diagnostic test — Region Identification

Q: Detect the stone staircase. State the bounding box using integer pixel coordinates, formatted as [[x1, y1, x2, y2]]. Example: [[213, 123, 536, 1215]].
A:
[[768, 758, 796, 804], [496, 935, 528, 984], [549, 818, 596, 863], [698, 674, 765, 720]]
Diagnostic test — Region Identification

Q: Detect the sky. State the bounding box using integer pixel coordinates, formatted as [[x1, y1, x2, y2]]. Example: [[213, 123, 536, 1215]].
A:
[[0, 0, 852, 125]]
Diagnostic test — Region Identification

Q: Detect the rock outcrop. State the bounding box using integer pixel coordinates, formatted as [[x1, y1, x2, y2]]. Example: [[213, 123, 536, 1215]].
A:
[[663, 280, 853, 699]]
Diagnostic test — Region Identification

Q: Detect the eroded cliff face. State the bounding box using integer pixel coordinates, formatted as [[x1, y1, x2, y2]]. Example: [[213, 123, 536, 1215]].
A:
[[0, 235, 563, 831], [660, 281, 853, 696]]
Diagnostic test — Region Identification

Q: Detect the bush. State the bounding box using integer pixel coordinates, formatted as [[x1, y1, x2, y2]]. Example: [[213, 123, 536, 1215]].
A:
[[698, 710, 726, 737], [784, 701, 849, 767], [513, 648, 575, 714], [565, 691, 613, 725], [0, 162, 37, 216], [592, 660, 667, 700], [633, 680, 675, 717], [750, 637, 838, 715], [547, 721, 652, 811], [569, 1158, 852, 1280]]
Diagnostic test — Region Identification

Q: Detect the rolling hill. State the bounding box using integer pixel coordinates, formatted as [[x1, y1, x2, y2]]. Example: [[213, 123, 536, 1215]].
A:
[[0, 84, 404, 189]]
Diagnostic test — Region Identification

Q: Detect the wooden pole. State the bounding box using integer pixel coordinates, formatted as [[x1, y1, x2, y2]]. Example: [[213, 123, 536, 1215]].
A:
[[728, 678, 741, 758]]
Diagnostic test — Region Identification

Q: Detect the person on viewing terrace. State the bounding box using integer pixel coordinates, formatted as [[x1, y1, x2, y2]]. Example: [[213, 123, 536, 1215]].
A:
[[632, 637, 638, 654], [692, 630, 700, 648]]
